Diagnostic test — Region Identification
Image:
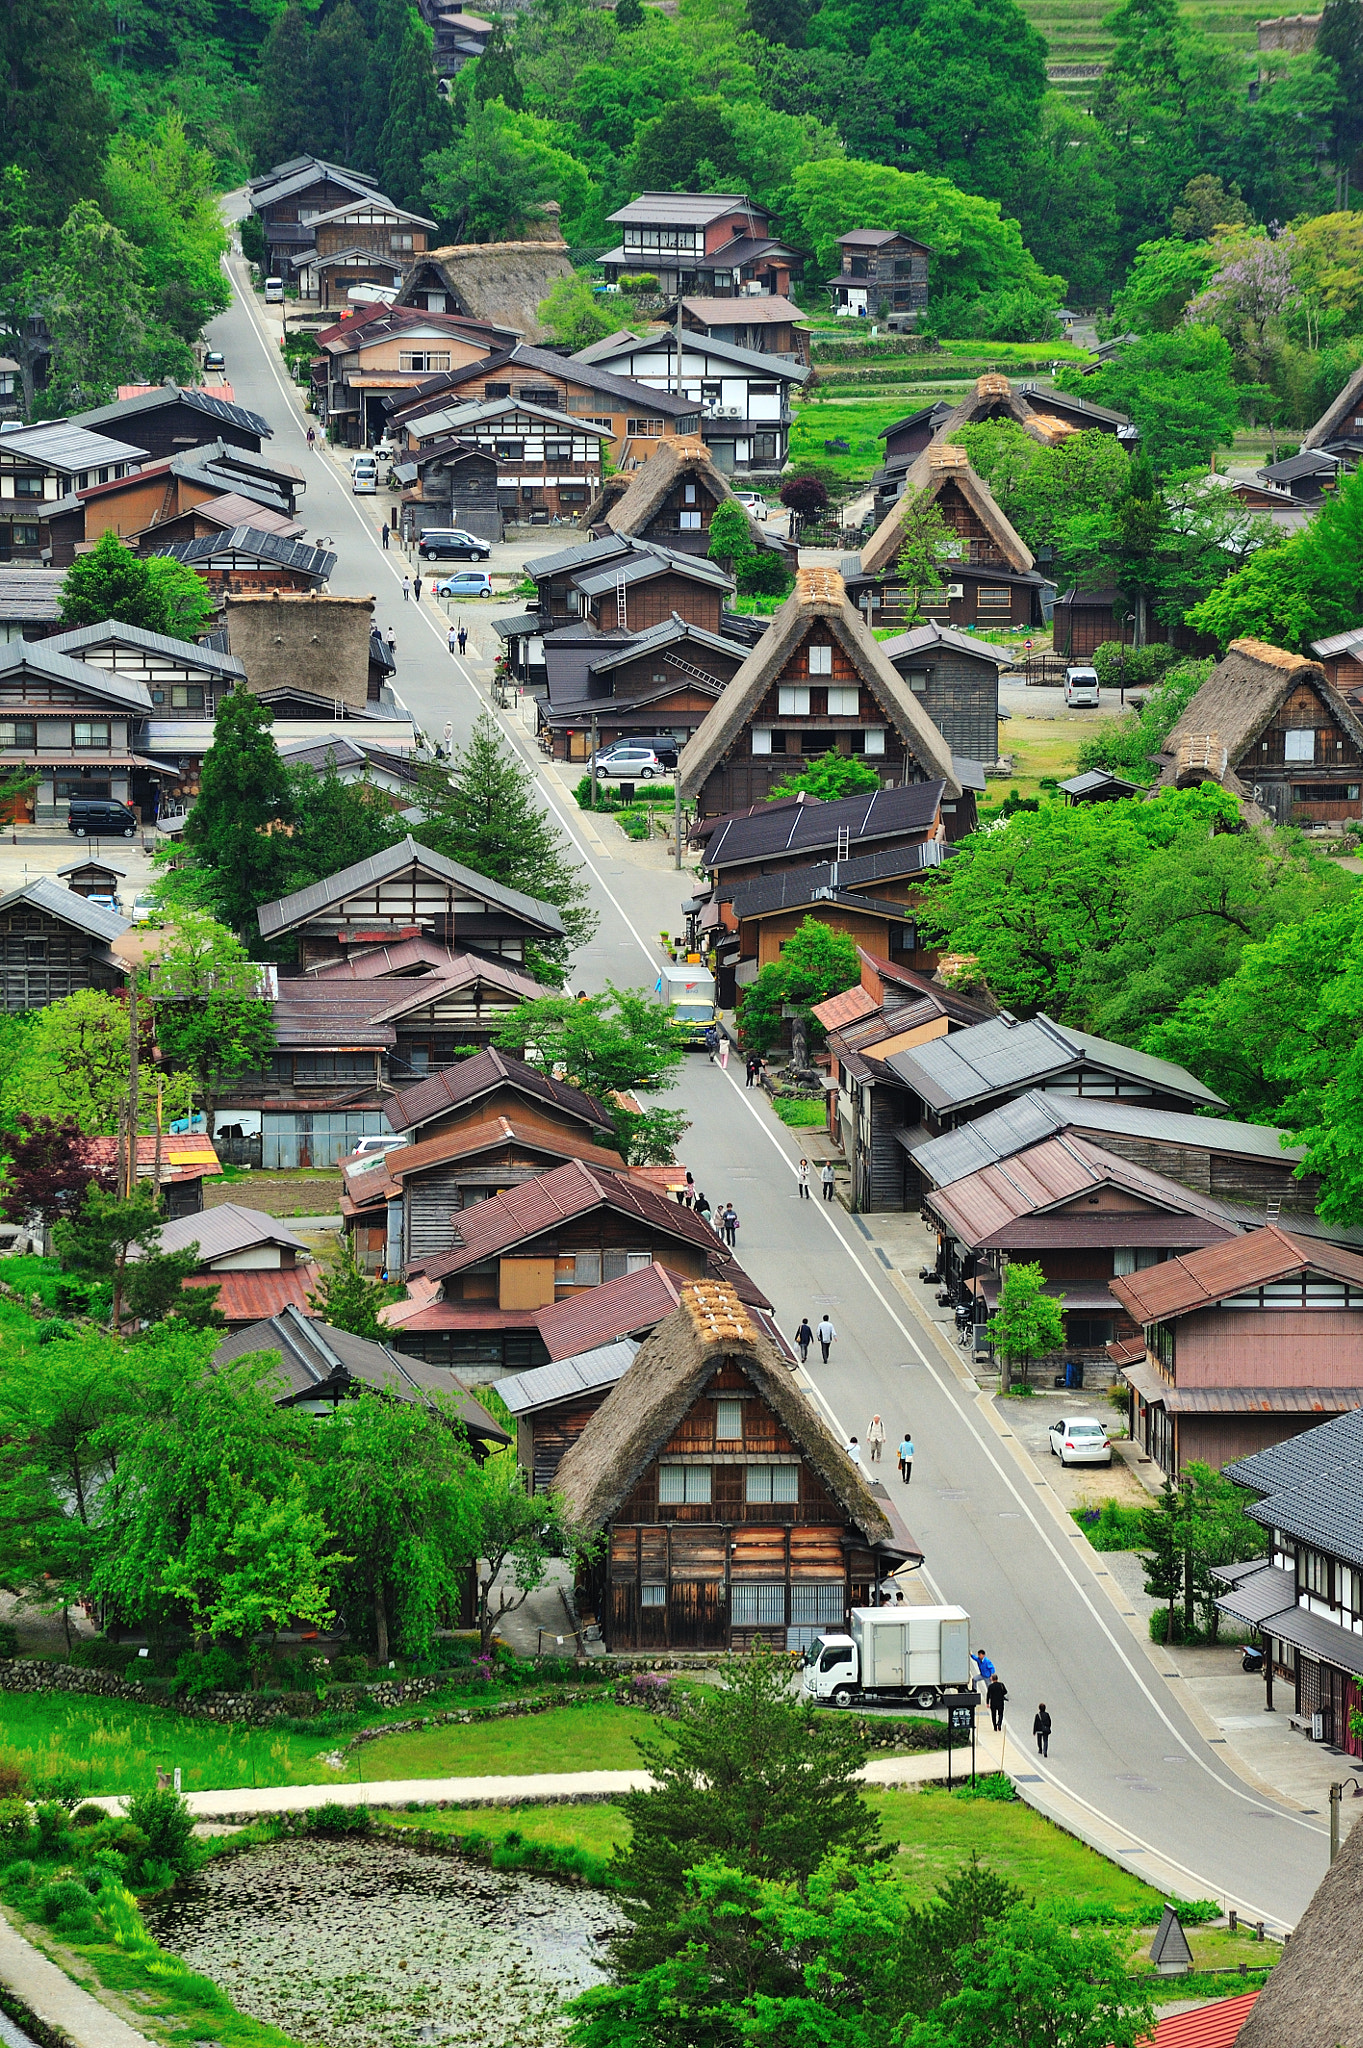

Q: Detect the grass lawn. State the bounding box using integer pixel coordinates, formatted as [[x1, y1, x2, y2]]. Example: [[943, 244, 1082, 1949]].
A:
[[788, 397, 921, 489], [355, 1702, 658, 1779], [985, 715, 1091, 799], [772, 1097, 828, 1127], [379, 1799, 630, 1863]]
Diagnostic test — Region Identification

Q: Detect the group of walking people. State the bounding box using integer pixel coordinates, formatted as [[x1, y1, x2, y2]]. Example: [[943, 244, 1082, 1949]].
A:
[[835, 1412, 915, 1483], [672, 1173, 741, 1249], [796, 1158, 837, 1200]]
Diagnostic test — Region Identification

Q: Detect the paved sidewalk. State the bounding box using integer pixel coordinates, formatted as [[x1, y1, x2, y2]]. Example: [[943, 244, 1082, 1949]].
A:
[[0, 1909, 154, 2048]]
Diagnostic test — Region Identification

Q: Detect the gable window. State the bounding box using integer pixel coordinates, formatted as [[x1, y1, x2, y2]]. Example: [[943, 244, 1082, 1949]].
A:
[[1284, 728, 1315, 762], [678, 510, 702, 530], [751, 728, 772, 754], [170, 684, 204, 710], [401, 351, 451, 373], [746, 1464, 798, 1503], [827, 686, 859, 716], [715, 1398, 743, 1441], [684, 484, 697, 504], [14, 475, 44, 497], [572, 1251, 602, 1285], [659, 1463, 711, 1503], [778, 686, 810, 716], [484, 382, 511, 399], [807, 644, 832, 675]]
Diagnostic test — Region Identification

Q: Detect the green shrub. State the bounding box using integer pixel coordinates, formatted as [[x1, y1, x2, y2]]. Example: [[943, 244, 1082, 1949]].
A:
[[34, 1802, 71, 1854], [72, 1638, 137, 1675], [39, 1876, 98, 1925], [1, 1860, 35, 1889], [35, 1319, 76, 1343], [0, 1623, 17, 1657], [1073, 1500, 1145, 1551], [0, 1800, 32, 1848], [952, 1771, 1017, 1801], [307, 1802, 372, 1834], [1090, 641, 1175, 691], [772, 1096, 826, 1127], [331, 1653, 370, 1684], [618, 808, 651, 840], [173, 1644, 245, 1697], [72, 1803, 107, 1828], [31, 1772, 82, 1808], [125, 1790, 197, 1879]]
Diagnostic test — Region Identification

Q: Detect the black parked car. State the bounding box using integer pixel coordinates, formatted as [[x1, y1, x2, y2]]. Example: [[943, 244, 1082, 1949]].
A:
[[418, 528, 492, 561], [67, 798, 138, 839]]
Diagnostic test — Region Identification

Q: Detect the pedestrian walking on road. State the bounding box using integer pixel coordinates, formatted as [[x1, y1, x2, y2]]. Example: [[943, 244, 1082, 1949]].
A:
[[721, 1203, 739, 1248], [413, 577, 422, 603], [402, 576, 411, 602], [386, 627, 396, 657], [866, 1414, 885, 1462], [381, 521, 390, 550], [986, 1676, 1008, 1731], [694, 1192, 712, 1230], [821, 1160, 836, 1201], [797, 1158, 810, 1199], [898, 1432, 914, 1483], [746, 1053, 761, 1087], [448, 623, 459, 654], [718, 1033, 729, 1071], [457, 625, 468, 655], [846, 1435, 861, 1466], [703, 1025, 720, 1064], [794, 1316, 814, 1364], [1033, 1703, 1051, 1757], [307, 426, 316, 451], [816, 1314, 836, 1364]]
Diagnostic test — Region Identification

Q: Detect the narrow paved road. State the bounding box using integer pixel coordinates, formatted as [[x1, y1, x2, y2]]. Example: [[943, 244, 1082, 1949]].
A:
[[205, 251, 1331, 1927]]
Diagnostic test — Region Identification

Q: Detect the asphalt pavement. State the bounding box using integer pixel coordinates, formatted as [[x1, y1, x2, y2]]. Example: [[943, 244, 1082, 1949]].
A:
[[205, 252, 1333, 1928]]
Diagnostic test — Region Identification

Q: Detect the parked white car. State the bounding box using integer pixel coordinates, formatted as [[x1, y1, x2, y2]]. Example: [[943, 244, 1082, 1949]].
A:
[[1048, 1415, 1113, 1466], [733, 491, 768, 520], [592, 745, 665, 779]]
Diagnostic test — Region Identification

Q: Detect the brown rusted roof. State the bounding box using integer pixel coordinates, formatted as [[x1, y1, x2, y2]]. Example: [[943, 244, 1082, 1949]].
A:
[[812, 985, 880, 1032], [342, 1114, 628, 1211], [80, 1133, 221, 1187], [181, 1268, 315, 1324], [1111, 1224, 1363, 1324], [928, 1133, 1243, 1251], [383, 1046, 617, 1141], [535, 1262, 685, 1358]]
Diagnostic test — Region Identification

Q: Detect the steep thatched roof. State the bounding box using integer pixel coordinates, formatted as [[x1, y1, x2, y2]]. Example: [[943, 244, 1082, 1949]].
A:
[[554, 1280, 899, 1547], [859, 441, 1035, 577], [1157, 638, 1363, 795], [1303, 361, 1363, 450], [678, 567, 962, 799], [603, 436, 765, 550], [394, 240, 575, 344], [931, 372, 1079, 448], [1234, 1810, 1363, 2047]]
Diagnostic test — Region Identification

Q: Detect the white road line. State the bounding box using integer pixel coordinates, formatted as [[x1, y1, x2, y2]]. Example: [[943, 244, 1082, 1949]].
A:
[[226, 257, 1316, 1915]]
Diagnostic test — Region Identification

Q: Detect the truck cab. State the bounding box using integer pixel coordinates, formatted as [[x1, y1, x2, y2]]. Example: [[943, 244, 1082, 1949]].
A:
[[657, 963, 718, 1046], [801, 1603, 971, 1709]]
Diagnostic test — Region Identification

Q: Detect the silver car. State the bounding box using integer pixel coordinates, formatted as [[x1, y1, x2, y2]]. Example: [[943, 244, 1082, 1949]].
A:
[[593, 746, 664, 779], [1048, 1415, 1113, 1466]]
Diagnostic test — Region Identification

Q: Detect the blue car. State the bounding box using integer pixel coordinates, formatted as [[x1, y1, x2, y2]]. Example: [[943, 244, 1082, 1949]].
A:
[[436, 571, 494, 598]]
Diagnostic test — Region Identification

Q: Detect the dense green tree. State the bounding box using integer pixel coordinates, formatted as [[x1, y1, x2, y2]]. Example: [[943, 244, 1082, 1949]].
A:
[[493, 985, 688, 1102], [312, 1388, 479, 1662], [279, 760, 403, 901], [182, 690, 292, 937], [1109, 238, 1219, 333], [907, 1907, 1153, 2048], [253, 6, 316, 175], [918, 782, 1352, 1043], [471, 17, 524, 107], [0, 169, 54, 418], [423, 99, 580, 243], [102, 116, 231, 343], [53, 1183, 163, 1331], [1060, 327, 1243, 474], [1185, 463, 1363, 652], [707, 499, 791, 598], [952, 421, 1130, 567], [770, 752, 880, 800], [537, 272, 620, 349], [614, 0, 645, 26], [359, 0, 411, 174], [412, 710, 596, 969], [45, 202, 146, 412], [0, 0, 113, 230], [1002, 101, 1121, 311], [467, 1455, 583, 1655], [306, 1241, 406, 1335], [124, 1239, 225, 1330], [59, 532, 214, 640], [607, 1650, 882, 1978], [737, 917, 860, 1056], [146, 912, 278, 1141], [1316, 0, 1363, 182], [377, 13, 451, 213], [625, 95, 741, 190], [1171, 173, 1252, 241], [745, 0, 812, 42], [986, 1261, 1066, 1387], [308, 3, 370, 164], [1074, 658, 1209, 786]]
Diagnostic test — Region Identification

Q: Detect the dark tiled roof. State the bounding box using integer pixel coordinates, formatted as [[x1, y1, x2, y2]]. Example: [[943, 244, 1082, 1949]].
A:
[[703, 783, 947, 873], [148, 528, 336, 580], [1225, 1407, 1363, 1566], [887, 1012, 1224, 1115], [69, 385, 272, 441], [723, 841, 952, 916], [256, 835, 564, 942]]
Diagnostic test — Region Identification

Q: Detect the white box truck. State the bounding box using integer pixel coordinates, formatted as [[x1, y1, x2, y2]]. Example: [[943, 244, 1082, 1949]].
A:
[[800, 1604, 971, 1709], [656, 964, 718, 1046]]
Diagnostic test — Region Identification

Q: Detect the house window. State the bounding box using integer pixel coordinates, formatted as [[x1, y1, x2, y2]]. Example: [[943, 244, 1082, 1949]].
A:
[[55, 776, 110, 799], [746, 1464, 799, 1503], [628, 418, 665, 437], [1284, 728, 1314, 761], [494, 441, 524, 462], [14, 475, 43, 497], [72, 722, 110, 749], [546, 440, 573, 463], [684, 484, 697, 504], [827, 687, 859, 715], [400, 351, 451, 372], [1066, 1316, 1113, 1347], [791, 1583, 844, 1626], [678, 510, 702, 530], [752, 434, 779, 462], [751, 728, 772, 754], [170, 685, 204, 710], [559, 487, 587, 504], [808, 644, 832, 675], [7, 524, 39, 547], [715, 1398, 743, 1441], [572, 1251, 602, 1285], [905, 670, 928, 694], [391, 232, 414, 252], [0, 720, 36, 748], [484, 382, 511, 398], [779, 686, 810, 716], [977, 588, 1012, 611], [641, 1583, 667, 1607], [730, 1583, 785, 1625], [659, 1464, 711, 1503]]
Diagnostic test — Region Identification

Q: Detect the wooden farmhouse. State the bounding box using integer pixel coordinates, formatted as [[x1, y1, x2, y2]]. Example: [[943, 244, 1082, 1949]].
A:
[[150, 1203, 317, 1327], [1156, 638, 1363, 827], [146, 528, 335, 597], [381, 1045, 620, 1151], [1216, 1410, 1363, 1764], [555, 1282, 922, 1653], [0, 639, 174, 827], [571, 329, 808, 478], [0, 881, 130, 1009], [0, 421, 148, 565], [311, 305, 508, 449], [678, 567, 964, 819], [68, 386, 272, 462], [669, 295, 811, 368], [1113, 1228, 1363, 1477], [845, 442, 1046, 634], [880, 620, 1018, 766], [1302, 359, 1363, 460], [391, 439, 501, 546], [249, 157, 383, 285], [57, 856, 126, 901], [300, 195, 437, 311], [393, 242, 578, 344], [1314, 627, 1363, 701], [827, 229, 931, 323], [539, 616, 747, 764], [78, 1131, 222, 1221], [254, 836, 565, 969], [872, 375, 1132, 514], [588, 436, 759, 557], [717, 845, 958, 1001], [697, 781, 958, 882], [496, 536, 735, 689]]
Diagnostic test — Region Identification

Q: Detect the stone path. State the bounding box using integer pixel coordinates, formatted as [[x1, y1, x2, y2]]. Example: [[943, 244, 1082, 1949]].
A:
[[0, 1910, 154, 2048]]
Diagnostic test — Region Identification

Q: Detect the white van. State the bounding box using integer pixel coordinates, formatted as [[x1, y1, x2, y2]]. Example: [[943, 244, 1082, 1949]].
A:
[[264, 276, 284, 304], [1064, 664, 1101, 708]]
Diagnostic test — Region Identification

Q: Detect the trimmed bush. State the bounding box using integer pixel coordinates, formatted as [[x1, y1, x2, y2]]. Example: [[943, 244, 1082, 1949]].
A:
[[174, 1644, 247, 1697], [331, 1653, 370, 1684], [39, 1877, 99, 1928], [307, 1801, 373, 1834], [126, 1789, 197, 1879], [1090, 641, 1176, 691], [0, 1800, 32, 1847], [72, 1803, 107, 1828]]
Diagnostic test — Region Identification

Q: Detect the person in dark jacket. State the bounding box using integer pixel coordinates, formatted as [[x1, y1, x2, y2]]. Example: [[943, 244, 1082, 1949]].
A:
[[1033, 1703, 1051, 1757], [986, 1675, 1008, 1731], [794, 1317, 814, 1364]]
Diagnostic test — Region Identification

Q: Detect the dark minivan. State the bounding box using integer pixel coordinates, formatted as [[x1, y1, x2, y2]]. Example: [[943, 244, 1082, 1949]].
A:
[[67, 798, 138, 839]]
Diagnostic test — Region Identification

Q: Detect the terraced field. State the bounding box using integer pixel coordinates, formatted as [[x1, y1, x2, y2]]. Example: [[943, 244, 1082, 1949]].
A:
[[1030, 0, 1272, 93]]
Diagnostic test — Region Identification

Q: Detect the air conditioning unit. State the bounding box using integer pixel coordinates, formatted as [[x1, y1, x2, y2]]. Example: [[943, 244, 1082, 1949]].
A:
[[726, 406, 743, 417], [947, 583, 964, 599]]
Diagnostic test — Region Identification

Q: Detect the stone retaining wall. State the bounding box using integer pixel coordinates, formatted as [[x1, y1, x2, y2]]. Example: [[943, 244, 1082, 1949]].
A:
[[0, 1658, 446, 1726]]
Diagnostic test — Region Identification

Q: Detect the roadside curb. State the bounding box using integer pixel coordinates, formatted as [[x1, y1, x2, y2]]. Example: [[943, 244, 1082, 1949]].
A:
[[0, 1909, 154, 2048]]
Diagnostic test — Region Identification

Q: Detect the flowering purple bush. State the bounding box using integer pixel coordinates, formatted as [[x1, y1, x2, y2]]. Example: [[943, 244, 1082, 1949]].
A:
[[628, 1672, 674, 1710]]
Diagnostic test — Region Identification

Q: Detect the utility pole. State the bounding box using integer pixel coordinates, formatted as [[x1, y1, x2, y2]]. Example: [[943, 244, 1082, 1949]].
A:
[[125, 979, 140, 1199], [674, 777, 682, 871]]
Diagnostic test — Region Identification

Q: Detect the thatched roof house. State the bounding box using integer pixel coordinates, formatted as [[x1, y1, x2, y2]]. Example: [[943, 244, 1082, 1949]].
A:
[[1303, 361, 1363, 454], [1234, 1809, 1363, 2047], [595, 435, 773, 559], [224, 592, 375, 710], [859, 440, 1035, 579], [678, 565, 962, 817], [1154, 637, 1363, 828], [556, 1280, 921, 1650], [393, 240, 576, 343]]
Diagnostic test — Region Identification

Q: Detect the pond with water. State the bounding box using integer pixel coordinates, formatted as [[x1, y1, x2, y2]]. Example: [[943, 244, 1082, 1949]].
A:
[[143, 1838, 620, 2048]]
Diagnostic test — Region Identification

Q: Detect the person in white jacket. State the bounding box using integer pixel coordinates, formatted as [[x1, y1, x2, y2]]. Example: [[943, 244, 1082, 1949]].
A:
[[866, 1414, 885, 1463], [816, 1315, 836, 1363]]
